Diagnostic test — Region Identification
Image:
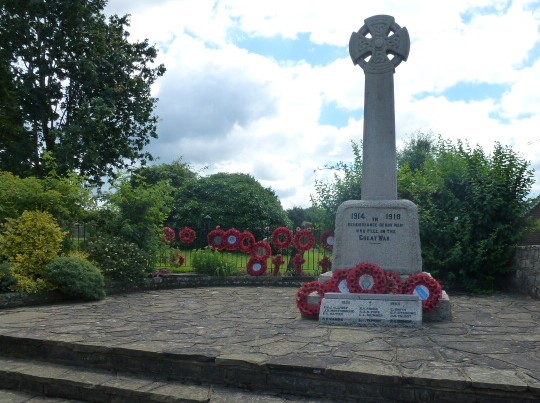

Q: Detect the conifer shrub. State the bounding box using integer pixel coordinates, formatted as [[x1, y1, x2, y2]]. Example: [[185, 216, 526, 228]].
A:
[[0, 210, 65, 292], [44, 256, 105, 300]]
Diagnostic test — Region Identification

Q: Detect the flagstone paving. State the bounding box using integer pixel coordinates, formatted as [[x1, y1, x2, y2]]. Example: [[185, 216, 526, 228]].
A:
[[0, 287, 539, 401]]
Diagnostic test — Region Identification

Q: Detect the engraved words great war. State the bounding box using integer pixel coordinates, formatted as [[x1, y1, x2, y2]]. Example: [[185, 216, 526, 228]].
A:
[[347, 209, 406, 243]]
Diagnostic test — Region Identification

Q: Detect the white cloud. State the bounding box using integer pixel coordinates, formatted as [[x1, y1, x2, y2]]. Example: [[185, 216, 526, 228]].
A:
[[106, 0, 540, 209]]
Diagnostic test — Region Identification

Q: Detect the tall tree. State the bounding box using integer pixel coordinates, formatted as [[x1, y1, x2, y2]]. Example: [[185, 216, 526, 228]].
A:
[[133, 160, 197, 189], [0, 0, 165, 183], [171, 172, 291, 240], [311, 141, 362, 228]]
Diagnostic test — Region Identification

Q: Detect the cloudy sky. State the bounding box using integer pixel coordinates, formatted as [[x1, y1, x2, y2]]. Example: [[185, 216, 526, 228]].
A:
[[105, 0, 540, 209]]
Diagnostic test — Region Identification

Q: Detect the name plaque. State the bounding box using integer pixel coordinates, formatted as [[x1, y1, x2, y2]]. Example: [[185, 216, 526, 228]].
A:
[[319, 293, 422, 327]]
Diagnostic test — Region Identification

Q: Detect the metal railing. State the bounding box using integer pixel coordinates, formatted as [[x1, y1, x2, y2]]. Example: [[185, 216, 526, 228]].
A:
[[71, 224, 333, 275]]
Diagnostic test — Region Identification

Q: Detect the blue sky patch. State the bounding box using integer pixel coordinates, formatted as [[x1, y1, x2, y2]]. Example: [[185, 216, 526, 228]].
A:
[[520, 40, 540, 68], [414, 82, 509, 102], [230, 30, 346, 65], [460, 1, 511, 24], [319, 101, 362, 127], [488, 110, 511, 124]]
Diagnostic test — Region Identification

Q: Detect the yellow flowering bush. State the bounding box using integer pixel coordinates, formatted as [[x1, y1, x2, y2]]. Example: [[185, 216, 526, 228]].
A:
[[0, 210, 66, 292]]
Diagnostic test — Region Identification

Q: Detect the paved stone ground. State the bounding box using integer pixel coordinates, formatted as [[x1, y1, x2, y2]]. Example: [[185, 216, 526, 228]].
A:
[[0, 287, 539, 398]]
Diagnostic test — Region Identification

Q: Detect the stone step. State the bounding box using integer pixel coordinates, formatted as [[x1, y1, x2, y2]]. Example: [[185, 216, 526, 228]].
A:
[[0, 388, 83, 402], [0, 355, 211, 402], [0, 355, 325, 403], [0, 334, 538, 402]]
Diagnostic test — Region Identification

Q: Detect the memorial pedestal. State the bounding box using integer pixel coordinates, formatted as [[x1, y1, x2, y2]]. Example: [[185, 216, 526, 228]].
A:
[[333, 200, 422, 274]]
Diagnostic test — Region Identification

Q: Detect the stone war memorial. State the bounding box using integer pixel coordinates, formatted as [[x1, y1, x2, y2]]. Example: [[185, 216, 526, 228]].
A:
[[297, 15, 451, 327]]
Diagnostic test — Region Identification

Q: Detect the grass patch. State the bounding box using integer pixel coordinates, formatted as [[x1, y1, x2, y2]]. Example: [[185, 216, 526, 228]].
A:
[[157, 248, 329, 276]]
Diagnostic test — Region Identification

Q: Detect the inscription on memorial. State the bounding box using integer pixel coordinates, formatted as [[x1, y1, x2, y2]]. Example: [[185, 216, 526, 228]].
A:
[[347, 208, 407, 244], [333, 200, 422, 274], [320, 293, 421, 327]]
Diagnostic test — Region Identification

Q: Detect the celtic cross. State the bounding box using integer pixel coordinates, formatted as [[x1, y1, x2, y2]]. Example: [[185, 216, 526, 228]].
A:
[[349, 15, 410, 200]]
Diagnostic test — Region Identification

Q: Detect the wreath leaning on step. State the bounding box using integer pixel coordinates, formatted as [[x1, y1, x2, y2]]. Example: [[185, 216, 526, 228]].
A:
[[403, 273, 442, 312], [296, 281, 326, 318]]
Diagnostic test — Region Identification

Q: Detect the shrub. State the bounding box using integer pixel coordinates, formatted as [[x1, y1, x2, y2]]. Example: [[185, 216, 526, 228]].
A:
[[192, 248, 238, 277], [44, 257, 105, 301], [0, 210, 65, 292], [87, 235, 153, 284], [0, 263, 17, 292]]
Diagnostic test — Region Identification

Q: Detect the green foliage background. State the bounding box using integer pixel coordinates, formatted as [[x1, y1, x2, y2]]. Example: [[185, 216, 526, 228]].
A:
[[312, 133, 534, 292], [134, 162, 292, 241], [0, 0, 165, 183]]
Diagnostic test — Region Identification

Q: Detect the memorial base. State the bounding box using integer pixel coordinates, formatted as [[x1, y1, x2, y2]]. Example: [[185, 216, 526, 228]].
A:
[[316, 272, 453, 323], [319, 293, 422, 327]]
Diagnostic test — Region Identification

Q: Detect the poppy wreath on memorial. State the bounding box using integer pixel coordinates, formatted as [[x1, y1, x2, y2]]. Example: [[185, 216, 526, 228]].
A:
[[251, 240, 272, 260], [385, 270, 404, 294], [161, 226, 176, 244], [346, 262, 387, 294], [271, 227, 293, 249], [246, 257, 268, 276], [320, 230, 335, 251], [318, 256, 332, 274], [207, 227, 226, 250], [296, 281, 326, 319], [325, 269, 351, 293], [293, 228, 316, 252], [271, 254, 285, 276], [179, 227, 196, 244], [239, 231, 256, 254], [224, 228, 241, 251], [403, 273, 442, 312]]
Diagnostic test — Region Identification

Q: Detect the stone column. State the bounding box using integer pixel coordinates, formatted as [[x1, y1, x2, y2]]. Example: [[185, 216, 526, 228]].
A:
[[331, 15, 421, 275], [349, 15, 410, 200]]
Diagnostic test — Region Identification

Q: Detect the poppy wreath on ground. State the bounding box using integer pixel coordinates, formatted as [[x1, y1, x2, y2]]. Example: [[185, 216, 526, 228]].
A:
[[271, 254, 285, 276], [152, 268, 171, 277], [385, 271, 403, 294], [207, 227, 226, 250], [292, 253, 305, 275], [246, 257, 268, 276], [296, 281, 326, 319], [239, 231, 256, 254], [320, 230, 335, 251], [224, 228, 241, 251], [271, 227, 293, 249], [318, 256, 332, 274], [347, 262, 387, 294], [162, 226, 176, 244], [292, 228, 316, 252], [403, 273, 443, 312], [179, 227, 196, 244], [251, 240, 272, 260], [325, 269, 351, 293]]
